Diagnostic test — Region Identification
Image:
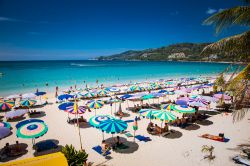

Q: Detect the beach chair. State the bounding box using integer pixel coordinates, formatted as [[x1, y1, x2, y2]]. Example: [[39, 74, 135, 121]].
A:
[[124, 132, 133, 138], [200, 134, 230, 143], [92, 146, 111, 156]]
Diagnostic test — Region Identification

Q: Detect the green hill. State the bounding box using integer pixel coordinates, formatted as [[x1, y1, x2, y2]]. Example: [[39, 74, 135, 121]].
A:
[[97, 42, 238, 62]]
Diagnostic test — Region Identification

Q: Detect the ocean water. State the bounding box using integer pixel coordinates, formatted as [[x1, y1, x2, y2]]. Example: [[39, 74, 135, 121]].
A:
[[0, 60, 240, 96]]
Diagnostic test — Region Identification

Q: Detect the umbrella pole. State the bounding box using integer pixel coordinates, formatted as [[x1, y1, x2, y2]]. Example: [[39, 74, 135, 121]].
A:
[[102, 132, 104, 140], [95, 108, 96, 116], [110, 105, 112, 115], [76, 113, 83, 150]]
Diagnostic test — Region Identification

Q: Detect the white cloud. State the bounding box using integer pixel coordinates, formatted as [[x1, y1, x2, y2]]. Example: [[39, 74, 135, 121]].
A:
[[0, 17, 17, 22], [206, 8, 217, 14]]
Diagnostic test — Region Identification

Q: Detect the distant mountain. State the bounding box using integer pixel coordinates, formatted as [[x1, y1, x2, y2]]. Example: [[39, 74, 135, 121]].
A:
[[97, 42, 240, 62]]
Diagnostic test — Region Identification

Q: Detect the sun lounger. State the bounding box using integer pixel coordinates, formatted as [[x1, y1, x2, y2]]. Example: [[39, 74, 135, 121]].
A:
[[135, 135, 151, 142], [92, 145, 111, 156], [233, 156, 250, 166], [34, 140, 58, 152], [124, 132, 133, 137], [124, 120, 134, 123], [200, 134, 230, 142]]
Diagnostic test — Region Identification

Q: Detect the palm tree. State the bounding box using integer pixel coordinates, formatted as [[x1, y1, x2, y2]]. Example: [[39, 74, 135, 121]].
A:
[[201, 145, 215, 161], [202, 1, 250, 121]]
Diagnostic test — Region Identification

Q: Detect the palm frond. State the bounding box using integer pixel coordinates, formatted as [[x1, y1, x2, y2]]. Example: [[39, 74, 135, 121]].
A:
[[201, 31, 250, 61], [203, 6, 250, 33]]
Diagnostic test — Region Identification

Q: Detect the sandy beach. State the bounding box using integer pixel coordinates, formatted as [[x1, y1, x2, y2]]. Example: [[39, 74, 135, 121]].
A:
[[1, 80, 250, 166]]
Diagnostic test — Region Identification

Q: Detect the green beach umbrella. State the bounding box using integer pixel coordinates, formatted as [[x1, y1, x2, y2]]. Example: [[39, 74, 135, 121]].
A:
[[142, 94, 154, 100], [16, 119, 48, 144], [98, 89, 109, 96], [99, 119, 128, 134], [139, 109, 159, 120], [153, 110, 176, 122], [174, 105, 195, 114], [161, 104, 175, 111]]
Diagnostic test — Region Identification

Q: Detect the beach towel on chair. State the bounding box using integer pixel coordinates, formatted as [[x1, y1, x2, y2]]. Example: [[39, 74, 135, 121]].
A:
[[200, 134, 230, 143], [135, 135, 151, 142], [92, 145, 111, 156], [124, 132, 133, 137]]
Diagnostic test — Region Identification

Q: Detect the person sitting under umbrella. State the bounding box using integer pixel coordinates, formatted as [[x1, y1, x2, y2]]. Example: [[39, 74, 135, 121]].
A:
[[101, 140, 110, 155]]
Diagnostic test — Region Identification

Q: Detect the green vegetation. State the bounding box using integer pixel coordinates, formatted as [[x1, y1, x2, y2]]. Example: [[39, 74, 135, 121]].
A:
[[203, 0, 250, 121], [61, 144, 88, 166]]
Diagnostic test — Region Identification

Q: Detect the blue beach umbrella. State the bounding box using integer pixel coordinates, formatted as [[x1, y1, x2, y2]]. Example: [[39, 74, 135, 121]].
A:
[[58, 94, 74, 101], [35, 92, 46, 96], [89, 115, 114, 128], [99, 119, 128, 134], [58, 102, 74, 110]]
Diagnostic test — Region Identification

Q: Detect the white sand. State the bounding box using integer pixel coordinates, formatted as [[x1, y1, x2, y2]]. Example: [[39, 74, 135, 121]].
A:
[[1, 87, 250, 166]]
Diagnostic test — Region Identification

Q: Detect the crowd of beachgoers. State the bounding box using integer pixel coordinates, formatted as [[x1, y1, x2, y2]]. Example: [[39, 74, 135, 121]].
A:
[[0, 75, 249, 166]]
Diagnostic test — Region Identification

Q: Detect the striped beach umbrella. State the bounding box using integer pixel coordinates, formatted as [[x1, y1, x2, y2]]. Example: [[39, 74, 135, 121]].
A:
[[0, 122, 11, 129], [129, 85, 144, 92], [20, 99, 37, 107], [153, 110, 176, 122], [213, 93, 231, 100], [16, 119, 48, 141], [65, 105, 86, 114], [174, 105, 195, 114], [87, 100, 104, 115], [82, 92, 95, 98], [89, 115, 114, 128], [98, 89, 109, 96], [142, 94, 154, 100], [99, 119, 128, 134], [0, 100, 15, 111], [189, 97, 208, 107], [139, 109, 159, 119], [161, 104, 175, 111]]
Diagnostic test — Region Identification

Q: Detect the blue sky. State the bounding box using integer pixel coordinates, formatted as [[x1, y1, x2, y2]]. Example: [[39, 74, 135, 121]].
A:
[[0, 0, 248, 60]]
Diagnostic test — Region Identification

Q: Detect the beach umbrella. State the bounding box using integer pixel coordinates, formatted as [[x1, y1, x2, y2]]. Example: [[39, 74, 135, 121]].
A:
[[176, 99, 188, 106], [63, 89, 71, 94], [5, 109, 28, 119], [120, 94, 133, 100], [82, 92, 95, 98], [98, 89, 109, 96], [200, 96, 218, 103], [16, 119, 48, 144], [89, 115, 114, 128], [174, 105, 195, 114], [161, 104, 175, 111], [35, 92, 46, 96], [139, 109, 158, 121], [107, 87, 120, 93], [153, 110, 176, 122], [73, 102, 84, 150], [142, 94, 154, 100], [108, 98, 122, 114], [129, 85, 144, 92], [22, 93, 36, 99], [213, 93, 231, 100], [0, 122, 11, 129], [6, 94, 20, 100], [58, 94, 74, 101], [65, 105, 86, 114], [188, 98, 208, 107], [20, 99, 37, 107], [58, 102, 74, 110], [0, 100, 15, 111], [158, 90, 168, 93], [0, 127, 11, 139], [165, 91, 175, 95], [99, 119, 128, 134], [87, 100, 104, 115], [174, 90, 187, 96], [178, 97, 190, 102]]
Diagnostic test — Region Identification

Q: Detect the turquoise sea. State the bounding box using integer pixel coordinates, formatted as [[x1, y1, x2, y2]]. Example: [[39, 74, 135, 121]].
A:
[[0, 60, 240, 96]]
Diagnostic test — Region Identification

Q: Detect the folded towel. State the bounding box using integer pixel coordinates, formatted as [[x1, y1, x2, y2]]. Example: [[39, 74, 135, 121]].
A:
[[135, 135, 151, 142], [92, 145, 111, 156]]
